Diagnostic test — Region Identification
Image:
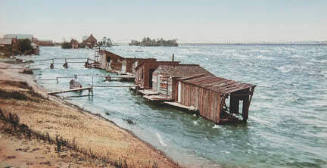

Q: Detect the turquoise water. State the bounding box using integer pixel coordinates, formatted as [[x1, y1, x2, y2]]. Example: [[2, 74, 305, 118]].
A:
[[23, 45, 327, 168]]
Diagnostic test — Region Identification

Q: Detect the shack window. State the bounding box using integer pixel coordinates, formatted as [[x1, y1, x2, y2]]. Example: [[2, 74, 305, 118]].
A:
[[106, 56, 111, 63]]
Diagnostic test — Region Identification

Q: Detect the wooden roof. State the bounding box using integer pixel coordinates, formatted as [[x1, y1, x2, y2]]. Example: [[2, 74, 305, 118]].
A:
[[154, 64, 214, 78], [99, 50, 123, 59], [180, 74, 255, 95], [135, 60, 179, 70]]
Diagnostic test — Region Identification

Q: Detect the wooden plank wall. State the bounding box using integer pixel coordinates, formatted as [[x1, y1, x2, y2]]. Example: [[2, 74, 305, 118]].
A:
[[180, 82, 221, 123]]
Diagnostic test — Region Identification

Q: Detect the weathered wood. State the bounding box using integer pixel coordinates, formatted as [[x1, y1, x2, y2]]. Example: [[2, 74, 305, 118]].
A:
[[48, 87, 92, 95], [63, 95, 93, 99], [138, 89, 159, 95], [164, 102, 197, 111], [93, 85, 136, 88], [242, 95, 249, 121], [230, 95, 239, 114], [144, 95, 173, 101]]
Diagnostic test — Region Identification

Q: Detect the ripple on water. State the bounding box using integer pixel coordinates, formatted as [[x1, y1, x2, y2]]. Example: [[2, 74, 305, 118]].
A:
[[25, 45, 327, 168]]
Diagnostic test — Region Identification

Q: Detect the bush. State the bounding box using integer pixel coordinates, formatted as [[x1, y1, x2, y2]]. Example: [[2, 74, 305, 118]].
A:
[[61, 42, 72, 49], [129, 37, 178, 47], [17, 39, 33, 54]]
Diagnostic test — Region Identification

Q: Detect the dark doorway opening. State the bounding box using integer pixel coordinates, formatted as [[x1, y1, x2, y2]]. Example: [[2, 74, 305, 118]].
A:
[[149, 69, 155, 88], [229, 91, 250, 121]]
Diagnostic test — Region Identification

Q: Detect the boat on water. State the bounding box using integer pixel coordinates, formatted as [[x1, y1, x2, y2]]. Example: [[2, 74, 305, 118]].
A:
[[69, 79, 82, 89], [69, 75, 82, 89]]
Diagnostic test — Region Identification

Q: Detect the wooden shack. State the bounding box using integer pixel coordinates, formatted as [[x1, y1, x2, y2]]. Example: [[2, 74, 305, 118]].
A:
[[124, 58, 157, 74], [135, 60, 180, 89], [99, 50, 124, 72], [70, 39, 79, 49], [151, 64, 214, 100], [99, 50, 156, 74], [175, 74, 255, 124]]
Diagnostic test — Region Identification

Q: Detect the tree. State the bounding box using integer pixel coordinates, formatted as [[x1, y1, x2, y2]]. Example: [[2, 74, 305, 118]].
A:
[[129, 37, 178, 47], [61, 41, 72, 49], [98, 36, 112, 47]]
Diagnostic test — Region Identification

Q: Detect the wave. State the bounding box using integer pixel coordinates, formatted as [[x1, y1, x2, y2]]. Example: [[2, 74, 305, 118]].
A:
[[156, 132, 167, 147]]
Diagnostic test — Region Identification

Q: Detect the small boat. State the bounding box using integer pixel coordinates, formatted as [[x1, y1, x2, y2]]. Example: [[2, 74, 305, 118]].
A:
[[69, 79, 82, 89]]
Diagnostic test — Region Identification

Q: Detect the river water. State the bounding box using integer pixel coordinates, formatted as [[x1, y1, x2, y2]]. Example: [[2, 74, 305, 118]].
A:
[[22, 44, 327, 168]]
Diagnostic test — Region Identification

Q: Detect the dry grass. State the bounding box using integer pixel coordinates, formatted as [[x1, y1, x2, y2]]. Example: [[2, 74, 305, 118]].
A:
[[0, 62, 180, 168], [0, 111, 113, 168]]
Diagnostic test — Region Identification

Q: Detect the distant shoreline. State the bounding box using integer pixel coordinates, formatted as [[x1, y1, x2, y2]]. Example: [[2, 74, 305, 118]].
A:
[[93, 42, 327, 46], [181, 42, 327, 46]]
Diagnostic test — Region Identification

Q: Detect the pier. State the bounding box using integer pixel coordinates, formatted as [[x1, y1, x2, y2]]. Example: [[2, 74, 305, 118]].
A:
[[33, 49, 256, 125], [48, 87, 93, 96], [164, 102, 197, 111]]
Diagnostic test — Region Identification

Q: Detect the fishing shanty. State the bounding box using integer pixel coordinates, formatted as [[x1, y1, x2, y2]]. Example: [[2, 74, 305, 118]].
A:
[[98, 50, 156, 75], [169, 74, 255, 124], [133, 62, 255, 124], [44, 48, 256, 125], [141, 64, 214, 101], [93, 50, 256, 124]]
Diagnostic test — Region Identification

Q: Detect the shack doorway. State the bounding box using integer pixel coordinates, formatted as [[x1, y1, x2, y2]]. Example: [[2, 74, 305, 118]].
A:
[[149, 69, 155, 88], [122, 60, 127, 73], [106, 56, 111, 70], [230, 93, 250, 121]]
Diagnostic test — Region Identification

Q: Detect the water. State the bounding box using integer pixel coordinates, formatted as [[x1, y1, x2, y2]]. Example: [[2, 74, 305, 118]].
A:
[[22, 44, 327, 168]]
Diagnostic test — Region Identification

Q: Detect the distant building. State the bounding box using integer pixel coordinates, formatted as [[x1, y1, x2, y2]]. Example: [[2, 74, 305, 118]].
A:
[[70, 39, 79, 49], [82, 34, 97, 48], [0, 38, 14, 47], [2, 34, 39, 55], [4, 34, 33, 41]]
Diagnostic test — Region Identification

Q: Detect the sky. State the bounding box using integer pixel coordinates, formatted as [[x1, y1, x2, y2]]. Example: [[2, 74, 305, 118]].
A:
[[0, 0, 326, 43]]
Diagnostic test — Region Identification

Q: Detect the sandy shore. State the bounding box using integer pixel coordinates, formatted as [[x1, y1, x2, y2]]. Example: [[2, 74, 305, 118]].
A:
[[0, 62, 180, 168]]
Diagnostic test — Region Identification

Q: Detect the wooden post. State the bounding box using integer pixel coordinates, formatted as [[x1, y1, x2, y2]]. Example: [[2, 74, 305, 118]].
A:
[[230, 95, 239, 114], [242, 96, 249, 121], [63, 58, 68, 68], [50, 59, 54, 69], [243, 87, 255, 121]]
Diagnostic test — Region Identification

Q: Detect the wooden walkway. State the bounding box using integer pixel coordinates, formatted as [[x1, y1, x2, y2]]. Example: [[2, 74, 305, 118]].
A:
[[93, 85, 136, 88], [143, 95, 173, 101], [164, 102, 197, 111], [138, 89, 159, 95], [48, 87, 93, 95]]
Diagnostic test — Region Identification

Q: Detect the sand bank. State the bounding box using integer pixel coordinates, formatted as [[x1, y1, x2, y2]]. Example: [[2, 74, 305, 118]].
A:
[[0, 62, 180, 168]]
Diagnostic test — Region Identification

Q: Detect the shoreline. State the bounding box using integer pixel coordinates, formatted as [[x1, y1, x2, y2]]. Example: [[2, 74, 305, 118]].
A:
[[53, 91, 179, 167], [0, 60, 181, 168]]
